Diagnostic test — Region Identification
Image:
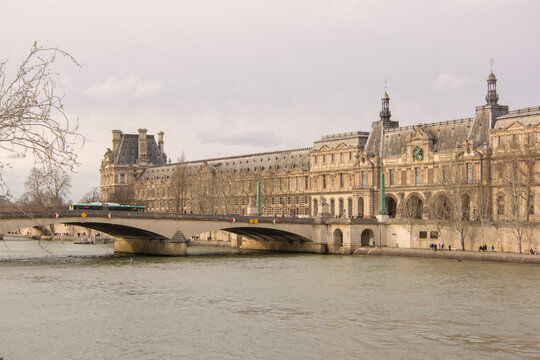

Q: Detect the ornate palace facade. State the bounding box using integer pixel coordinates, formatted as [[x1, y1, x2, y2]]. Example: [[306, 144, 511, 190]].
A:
[[100, 71, 539, 224]]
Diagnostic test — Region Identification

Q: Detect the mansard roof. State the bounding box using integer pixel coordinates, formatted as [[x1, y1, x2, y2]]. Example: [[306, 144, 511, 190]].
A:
[[313, 131, 369, 150], [114, 134, 166, 165], [139, 147, 311, 182], [364, 116, 479, 158], [492, 106, 540, 129], [383, 118, 475, 156]]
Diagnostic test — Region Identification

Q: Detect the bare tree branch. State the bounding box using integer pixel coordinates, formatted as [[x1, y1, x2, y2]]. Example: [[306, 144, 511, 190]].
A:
[[0, 42, 84, 190]]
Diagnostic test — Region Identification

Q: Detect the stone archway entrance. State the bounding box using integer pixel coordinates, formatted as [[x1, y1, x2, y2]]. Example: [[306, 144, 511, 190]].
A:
[[333, 229, 343, 250], [361, 228, 375, 246]]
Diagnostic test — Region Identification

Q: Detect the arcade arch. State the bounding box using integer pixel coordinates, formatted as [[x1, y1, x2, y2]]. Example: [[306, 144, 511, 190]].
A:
[[404, 193, 423, 219], [357, 197, 364, 217], [385, 195, 397, 218], [431, 192, 451, 220]]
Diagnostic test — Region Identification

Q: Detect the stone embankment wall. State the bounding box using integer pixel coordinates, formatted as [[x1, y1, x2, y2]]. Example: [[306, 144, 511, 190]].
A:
[[384, 221, 540, 253]]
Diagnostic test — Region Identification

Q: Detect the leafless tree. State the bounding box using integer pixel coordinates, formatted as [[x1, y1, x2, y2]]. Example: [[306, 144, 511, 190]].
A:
[[429, 192, 451, 247], [444, 160, 471, 251], [0, 43, 83, 195], [496, 156, 535, 253], [21, 167, 71, 210], [80, 187, 100, 203], [189, 164, 218, 214], [171, 153, 189, 213], [403, 193, 423, 248], [43, 167, 71, 209], [213, 169, 235, 215], [21, 167, 47, 209]]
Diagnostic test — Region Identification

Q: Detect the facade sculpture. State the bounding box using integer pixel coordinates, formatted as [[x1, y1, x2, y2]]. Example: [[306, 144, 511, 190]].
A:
[[100, 71, 539, 227]]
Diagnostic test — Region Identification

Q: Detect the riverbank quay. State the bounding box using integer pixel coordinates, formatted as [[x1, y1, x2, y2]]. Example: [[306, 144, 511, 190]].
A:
[[353, 247, 540, 264]]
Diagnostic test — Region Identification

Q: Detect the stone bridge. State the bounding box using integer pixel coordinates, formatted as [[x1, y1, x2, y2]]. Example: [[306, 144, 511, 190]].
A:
[[0, 210, 383, 255]]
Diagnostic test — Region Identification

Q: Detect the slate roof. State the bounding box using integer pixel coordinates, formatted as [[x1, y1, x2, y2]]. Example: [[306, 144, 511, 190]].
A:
[[140, 148, 311, 182], [383, 118, 475, 156], [313, 131, 369, 150], [114, 134, 166, 165], [493, 106, 540, 129]]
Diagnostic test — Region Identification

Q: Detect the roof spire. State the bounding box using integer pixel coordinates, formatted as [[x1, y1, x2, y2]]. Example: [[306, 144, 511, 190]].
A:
[[380, 81, 391, 122], [486, 59, 499, 105]]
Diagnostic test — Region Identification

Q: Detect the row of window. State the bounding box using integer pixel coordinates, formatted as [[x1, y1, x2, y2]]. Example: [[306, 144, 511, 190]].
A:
[[386, 164, 474, 186], [496, 194, 535, 216], [496, 132, 536, 147], [313, 151, 354, 164]]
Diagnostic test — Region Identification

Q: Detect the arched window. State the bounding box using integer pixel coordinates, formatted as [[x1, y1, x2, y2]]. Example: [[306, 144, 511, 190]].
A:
[[462, 193, 471, 220], [497, 194, 505, 216], [358, 197, 364, 217]]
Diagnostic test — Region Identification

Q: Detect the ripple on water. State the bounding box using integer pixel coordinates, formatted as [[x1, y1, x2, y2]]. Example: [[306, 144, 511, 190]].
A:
[[0, 243, 539, 360]]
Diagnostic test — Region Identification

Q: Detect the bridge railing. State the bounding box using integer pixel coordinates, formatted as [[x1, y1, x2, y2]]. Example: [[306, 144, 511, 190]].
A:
[[0, 210, 379, 225]]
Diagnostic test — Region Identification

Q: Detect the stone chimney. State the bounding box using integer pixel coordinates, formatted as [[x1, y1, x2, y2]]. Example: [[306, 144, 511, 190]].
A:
[[157, 131, 166, 161], [112, 129, 122, 154], [157, 131, 164, 153], [138, 128, 148, 160]]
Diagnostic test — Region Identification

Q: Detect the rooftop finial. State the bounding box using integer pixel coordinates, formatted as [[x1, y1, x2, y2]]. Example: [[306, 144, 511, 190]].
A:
[[380, 83, 391, 122], [486, 62, 499, 105]]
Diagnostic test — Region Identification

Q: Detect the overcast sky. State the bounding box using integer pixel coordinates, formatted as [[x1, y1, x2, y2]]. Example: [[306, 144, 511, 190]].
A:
[[2, 0, 539, 201]]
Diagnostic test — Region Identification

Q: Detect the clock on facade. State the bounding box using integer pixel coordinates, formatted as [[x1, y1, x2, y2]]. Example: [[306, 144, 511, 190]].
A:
[[413, 146, 424, 161]]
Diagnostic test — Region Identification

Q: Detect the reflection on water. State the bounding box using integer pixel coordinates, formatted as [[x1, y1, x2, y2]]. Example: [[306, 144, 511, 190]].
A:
[[0, 238, 539, 360]]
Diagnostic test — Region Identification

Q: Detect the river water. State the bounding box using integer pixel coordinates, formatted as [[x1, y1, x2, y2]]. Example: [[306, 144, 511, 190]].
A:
[[0, 238, 539, 360]]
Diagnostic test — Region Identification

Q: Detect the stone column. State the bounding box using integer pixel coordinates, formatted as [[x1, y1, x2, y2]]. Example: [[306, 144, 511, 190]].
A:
[[138, 128, 148, 160]]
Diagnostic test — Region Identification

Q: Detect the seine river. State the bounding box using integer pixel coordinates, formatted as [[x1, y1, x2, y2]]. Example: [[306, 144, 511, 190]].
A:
[[1, 238, 539, 360]]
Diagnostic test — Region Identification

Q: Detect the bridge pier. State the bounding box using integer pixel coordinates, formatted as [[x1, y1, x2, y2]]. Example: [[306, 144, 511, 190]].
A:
[[239, 238, 326, 253], [114, 236, 187, 256]]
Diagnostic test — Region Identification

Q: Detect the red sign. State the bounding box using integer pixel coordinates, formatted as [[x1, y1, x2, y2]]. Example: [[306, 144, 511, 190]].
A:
[[53, 213, 59, 219]]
